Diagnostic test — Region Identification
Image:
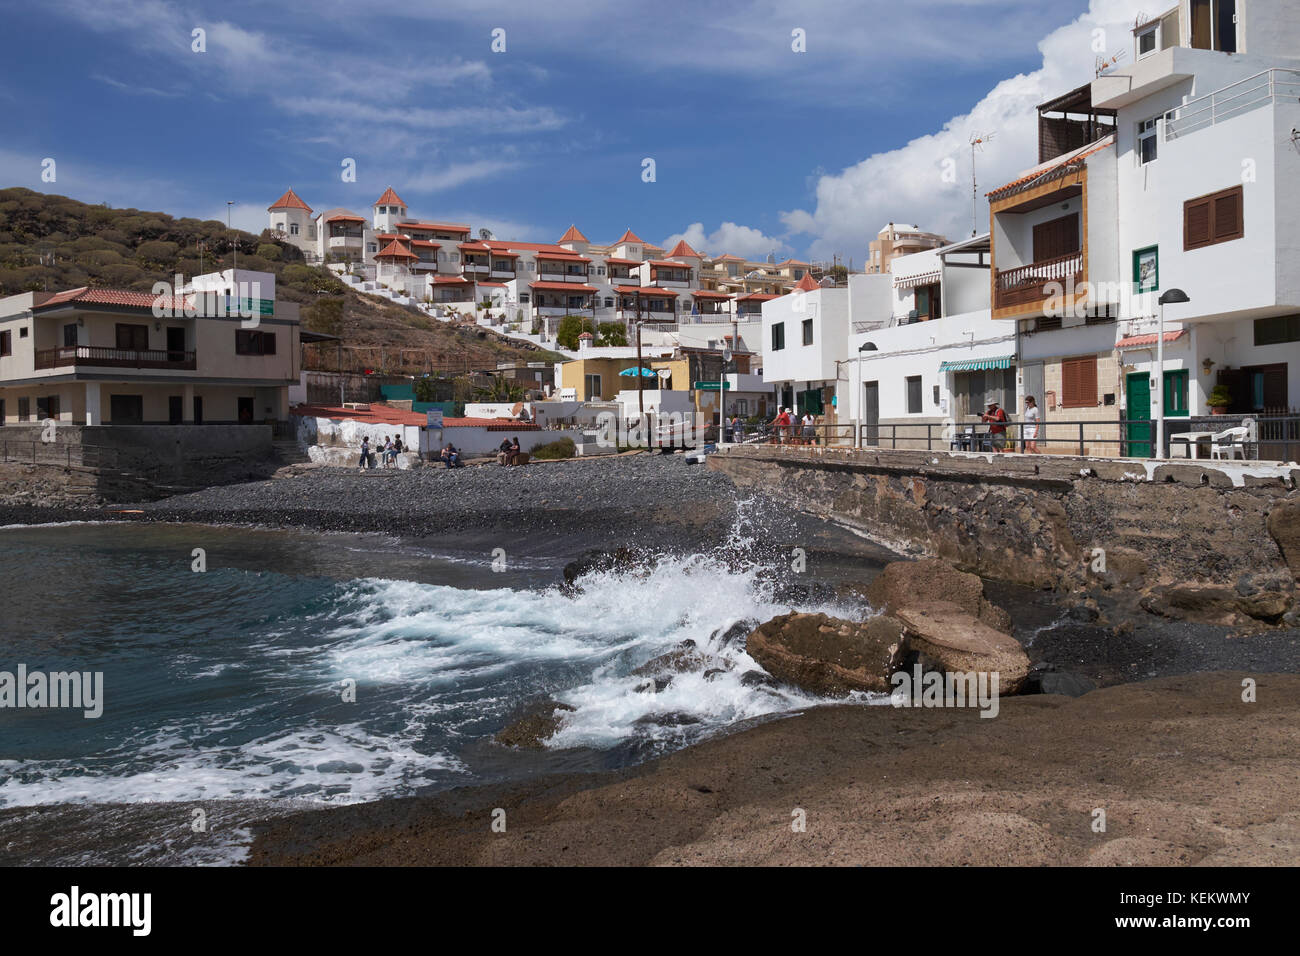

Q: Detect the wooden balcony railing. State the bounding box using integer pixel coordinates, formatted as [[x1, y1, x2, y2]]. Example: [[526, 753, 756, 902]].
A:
[[34, 346, 197, 370], [993, 251, 1082, 310]]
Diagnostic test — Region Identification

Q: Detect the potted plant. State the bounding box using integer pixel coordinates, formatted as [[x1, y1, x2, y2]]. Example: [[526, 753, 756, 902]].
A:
[[1208, 385, 1232, 415]]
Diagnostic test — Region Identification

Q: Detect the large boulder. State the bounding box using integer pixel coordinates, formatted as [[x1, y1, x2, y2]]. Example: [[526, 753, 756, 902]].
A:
[[866, 558, 1012, 631], [744, 612, 905, 697], [896, 602, 1030, 694]]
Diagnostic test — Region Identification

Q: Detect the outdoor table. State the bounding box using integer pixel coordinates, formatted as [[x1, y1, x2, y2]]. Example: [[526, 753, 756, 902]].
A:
[[1170, 431, 1215, 459]]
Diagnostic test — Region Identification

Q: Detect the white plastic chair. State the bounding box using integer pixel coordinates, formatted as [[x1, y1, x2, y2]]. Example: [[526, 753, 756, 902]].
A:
[[1210, 425, 1248, 460]]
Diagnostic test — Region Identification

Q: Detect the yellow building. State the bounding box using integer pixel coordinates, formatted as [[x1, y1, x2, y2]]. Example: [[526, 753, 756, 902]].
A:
[[558, 354, 689, 401]]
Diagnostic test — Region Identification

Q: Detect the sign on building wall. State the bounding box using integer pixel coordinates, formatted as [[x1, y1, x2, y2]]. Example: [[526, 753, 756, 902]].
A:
[[426, 409, 443, 428]]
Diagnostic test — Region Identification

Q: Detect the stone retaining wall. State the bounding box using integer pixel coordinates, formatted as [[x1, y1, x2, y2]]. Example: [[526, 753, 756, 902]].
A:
[[710, 445, 1300, 625]]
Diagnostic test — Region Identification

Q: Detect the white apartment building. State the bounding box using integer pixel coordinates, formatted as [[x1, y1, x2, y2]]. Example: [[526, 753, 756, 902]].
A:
[[760, 0, 1300, 462], [761, 274, 851, 419], [1091, 0, 1300, 457], [267, 191, 816, 340]]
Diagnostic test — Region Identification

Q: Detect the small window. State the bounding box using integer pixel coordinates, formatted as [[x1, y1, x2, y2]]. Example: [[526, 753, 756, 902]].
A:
[[18, 327, 28, 338], [1137, 117, 1159, 165], [18, 397, 31, 420], [1137, 26, 1158, 57], [289, 223, 299, 236], [1184, 185, 1243, 250], [771, 322, 785, 351], [36, 395, 60, 420], [1254, 315, 1300, 346], [235, 330, 277, 355], [604, 297, 614, 308], [1133, 246, 1159, 292], [905, 375, 922, 414], [0, 330, 11, 356], [801, 319, 814, 346]]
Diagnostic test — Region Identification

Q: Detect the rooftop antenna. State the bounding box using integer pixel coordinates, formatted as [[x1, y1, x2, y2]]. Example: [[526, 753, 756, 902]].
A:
[[1095, 48, 1128, 77], [970, 132, 994, 237]]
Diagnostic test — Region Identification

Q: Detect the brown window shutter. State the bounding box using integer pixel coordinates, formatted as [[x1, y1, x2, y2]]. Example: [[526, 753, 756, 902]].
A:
[[1184, 198, 1212, 249], [1213, 187, 1243, 241], [1061, 356, 1097, 408]]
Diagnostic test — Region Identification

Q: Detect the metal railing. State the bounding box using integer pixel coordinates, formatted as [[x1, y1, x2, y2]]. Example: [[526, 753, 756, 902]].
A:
[[1164, 68, 1300, 139], [0, 440, 124, 469], [721, 414, 1300, 462]]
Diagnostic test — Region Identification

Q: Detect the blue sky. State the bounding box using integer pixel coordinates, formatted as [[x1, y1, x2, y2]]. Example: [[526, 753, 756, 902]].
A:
[[0, 0, 1146, 261]]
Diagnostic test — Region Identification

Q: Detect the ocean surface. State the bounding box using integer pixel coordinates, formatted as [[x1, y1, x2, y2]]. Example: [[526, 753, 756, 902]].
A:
[[0, 518, 879, 864]]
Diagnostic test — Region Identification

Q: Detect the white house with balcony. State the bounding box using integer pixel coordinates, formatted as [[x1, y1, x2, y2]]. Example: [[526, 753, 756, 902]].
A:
[[842, 237, 1017, 448], [1090, 0, 1300, 458]]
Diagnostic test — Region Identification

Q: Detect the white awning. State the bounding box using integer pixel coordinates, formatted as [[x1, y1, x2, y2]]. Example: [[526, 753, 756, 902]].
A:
[[893, 269, 941, 289]]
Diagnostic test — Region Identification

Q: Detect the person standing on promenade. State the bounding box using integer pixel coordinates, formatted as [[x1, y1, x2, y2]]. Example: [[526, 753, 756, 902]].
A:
[[359, 436, 370, 471], [981, 400, 1008, 452], [1023, 396, 1041, 454]]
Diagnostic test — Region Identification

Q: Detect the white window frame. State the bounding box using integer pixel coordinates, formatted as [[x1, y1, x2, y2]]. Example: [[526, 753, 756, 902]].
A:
[[1137, 116, 1160, 166], [1136, 23, 1160, 59]]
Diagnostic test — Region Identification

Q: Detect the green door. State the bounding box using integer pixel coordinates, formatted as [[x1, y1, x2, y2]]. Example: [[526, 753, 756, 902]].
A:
[[1126, 372, 1152, 457]]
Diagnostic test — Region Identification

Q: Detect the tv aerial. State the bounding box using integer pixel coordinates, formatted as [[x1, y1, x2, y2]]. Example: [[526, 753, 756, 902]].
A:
[[969, 132, 995, 237]]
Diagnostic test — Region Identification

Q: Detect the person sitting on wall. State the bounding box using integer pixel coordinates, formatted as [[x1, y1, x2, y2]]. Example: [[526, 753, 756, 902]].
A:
[[440, 443, 461, 468], [508, 437, 521, 465], [981, 400, 1009, 452], [497, 437, 513, 466]]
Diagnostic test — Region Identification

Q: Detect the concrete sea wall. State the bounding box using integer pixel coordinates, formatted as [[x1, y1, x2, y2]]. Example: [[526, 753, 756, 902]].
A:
[[711, 445, 1300, 626]]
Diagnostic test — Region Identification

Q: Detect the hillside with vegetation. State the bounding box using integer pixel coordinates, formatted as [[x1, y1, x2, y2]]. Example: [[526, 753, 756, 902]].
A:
[[0, 188, 562, 374]]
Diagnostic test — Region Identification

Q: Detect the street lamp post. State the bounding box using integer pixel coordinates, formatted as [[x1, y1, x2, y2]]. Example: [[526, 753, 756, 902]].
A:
[[1155, 288, 1190, 459], [855, 341, 877, 448]]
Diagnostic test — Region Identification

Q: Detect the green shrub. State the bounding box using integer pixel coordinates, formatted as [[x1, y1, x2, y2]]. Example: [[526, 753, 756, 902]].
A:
[[530, 437, 576, 460]]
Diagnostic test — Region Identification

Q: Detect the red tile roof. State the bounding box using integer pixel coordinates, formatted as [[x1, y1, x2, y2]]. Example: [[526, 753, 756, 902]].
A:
[[691, 290, 733, 299], [459, 242, 491, 252], [793, 273, 820, 292], [987, 135, 1114, 199], [1116, 330, 1187, 349], [376, 239, 418, 259], [648, 260, 692, 269], [432, 276, 472, 284], [410, 239, 441, 248], [667, 239, 702, 259], [400, 221, 471, 233], [603, 257, 641, 266], [291, 404, 539, 429], [531, 281, 598, 293], [777, 258, 811, 267], [616, 286, 679, 296], [268, 188, 312, 213], [616, 229, 646, 244], [34, 286, 188, 312], [558, 224, 589, 243], [734, 292, 778, 301], [373, 187, 407, 207], [711, 254, 745, 261], [326, 213, 366, 222]]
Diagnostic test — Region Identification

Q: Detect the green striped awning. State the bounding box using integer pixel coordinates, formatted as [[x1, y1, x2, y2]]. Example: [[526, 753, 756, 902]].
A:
[[939, 355, 1014, 373]]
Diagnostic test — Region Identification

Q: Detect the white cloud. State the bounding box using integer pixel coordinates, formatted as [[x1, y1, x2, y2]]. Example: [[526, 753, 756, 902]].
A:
[[663, 221, 790, 261], [195, 202, 267, 234], [781, 0, 1145, 260]]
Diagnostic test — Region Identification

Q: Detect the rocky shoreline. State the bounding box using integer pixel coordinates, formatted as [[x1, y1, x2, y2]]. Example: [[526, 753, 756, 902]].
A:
[[250, 671, 1300, 866]]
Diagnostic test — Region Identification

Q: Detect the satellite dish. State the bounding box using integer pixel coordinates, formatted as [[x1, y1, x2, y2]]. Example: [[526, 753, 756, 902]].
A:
[[479, 228, 494, 240]]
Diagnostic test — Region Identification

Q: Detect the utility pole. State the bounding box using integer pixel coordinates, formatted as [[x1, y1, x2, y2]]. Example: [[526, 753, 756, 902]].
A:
[[635, 292, 646, 448]]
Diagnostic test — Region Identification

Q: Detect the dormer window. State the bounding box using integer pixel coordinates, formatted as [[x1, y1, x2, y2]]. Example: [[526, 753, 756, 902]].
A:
[[1136, 24, 1159, 58]]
